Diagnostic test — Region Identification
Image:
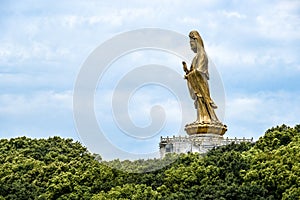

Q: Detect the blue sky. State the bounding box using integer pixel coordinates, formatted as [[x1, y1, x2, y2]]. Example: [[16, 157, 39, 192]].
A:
[[0, 0, 299, 160]]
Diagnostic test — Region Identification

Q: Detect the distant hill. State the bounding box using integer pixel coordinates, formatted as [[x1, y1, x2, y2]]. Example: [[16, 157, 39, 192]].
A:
[[0, 124, 299, 199]]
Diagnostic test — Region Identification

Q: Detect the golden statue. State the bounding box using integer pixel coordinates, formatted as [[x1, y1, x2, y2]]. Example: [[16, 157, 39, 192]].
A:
[[183, 30, 227, 135]]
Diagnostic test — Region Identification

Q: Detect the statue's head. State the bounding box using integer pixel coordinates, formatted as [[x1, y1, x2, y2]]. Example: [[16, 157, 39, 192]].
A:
[[189, 30, 204, 53]]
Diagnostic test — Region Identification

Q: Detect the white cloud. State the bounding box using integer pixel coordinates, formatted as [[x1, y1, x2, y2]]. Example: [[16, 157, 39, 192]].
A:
[[255, 1, 300, 40], [222, 11, 246, 19], [0, 90, 72, 116], [62, 8, 154, 28], [225, 91, 300, 139], [0, 90, 75, 139], [179, 17, 200, 25], [95, 85, 188, 129], [206, 40, 299, 79], [0, 41, 72, 66]]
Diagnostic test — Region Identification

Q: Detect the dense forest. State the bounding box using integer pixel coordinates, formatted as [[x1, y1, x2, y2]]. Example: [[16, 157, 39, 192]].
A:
[[0, 124, 299, 199]]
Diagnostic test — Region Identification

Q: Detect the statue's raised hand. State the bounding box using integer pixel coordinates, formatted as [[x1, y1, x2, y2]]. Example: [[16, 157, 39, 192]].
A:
[[182, 61, 189, 74]]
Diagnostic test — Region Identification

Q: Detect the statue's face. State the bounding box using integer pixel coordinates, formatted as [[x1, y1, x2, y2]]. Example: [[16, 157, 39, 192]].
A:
[[190, 38, 197, 53]]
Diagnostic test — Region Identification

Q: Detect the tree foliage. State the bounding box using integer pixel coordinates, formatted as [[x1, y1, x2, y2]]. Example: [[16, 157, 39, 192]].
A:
[[0, 124, 299, 199]]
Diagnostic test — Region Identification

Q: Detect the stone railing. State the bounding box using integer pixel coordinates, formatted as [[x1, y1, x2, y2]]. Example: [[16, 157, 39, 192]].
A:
[[160, 135, 254, 145]]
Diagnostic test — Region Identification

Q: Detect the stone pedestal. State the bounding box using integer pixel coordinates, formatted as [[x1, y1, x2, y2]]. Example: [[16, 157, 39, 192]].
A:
[[185, 122, 227, 136]]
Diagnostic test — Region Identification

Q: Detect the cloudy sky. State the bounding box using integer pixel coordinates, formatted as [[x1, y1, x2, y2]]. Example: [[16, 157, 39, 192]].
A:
[[1, 0, 299, 159]]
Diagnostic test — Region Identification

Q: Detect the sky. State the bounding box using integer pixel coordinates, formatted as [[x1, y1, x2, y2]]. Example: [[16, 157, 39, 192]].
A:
[[0, 0, 299, 160]]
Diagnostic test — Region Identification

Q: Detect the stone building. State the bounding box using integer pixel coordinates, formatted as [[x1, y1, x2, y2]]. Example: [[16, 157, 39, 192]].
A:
[[159, 134, 253, 158]]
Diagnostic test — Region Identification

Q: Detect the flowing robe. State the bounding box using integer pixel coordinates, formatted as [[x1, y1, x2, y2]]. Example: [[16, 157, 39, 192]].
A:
[[186, 49, 219, 123]]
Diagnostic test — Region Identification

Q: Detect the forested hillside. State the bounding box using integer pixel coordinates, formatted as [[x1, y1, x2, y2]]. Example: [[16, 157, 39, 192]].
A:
[[0, 124, 299, 199]]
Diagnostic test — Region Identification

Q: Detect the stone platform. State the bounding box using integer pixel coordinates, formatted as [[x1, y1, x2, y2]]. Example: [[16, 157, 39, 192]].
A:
[[159, 134, 253, 158]]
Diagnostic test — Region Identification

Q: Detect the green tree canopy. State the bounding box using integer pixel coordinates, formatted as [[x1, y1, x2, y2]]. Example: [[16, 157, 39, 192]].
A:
[[0, 124, 299, 199]]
